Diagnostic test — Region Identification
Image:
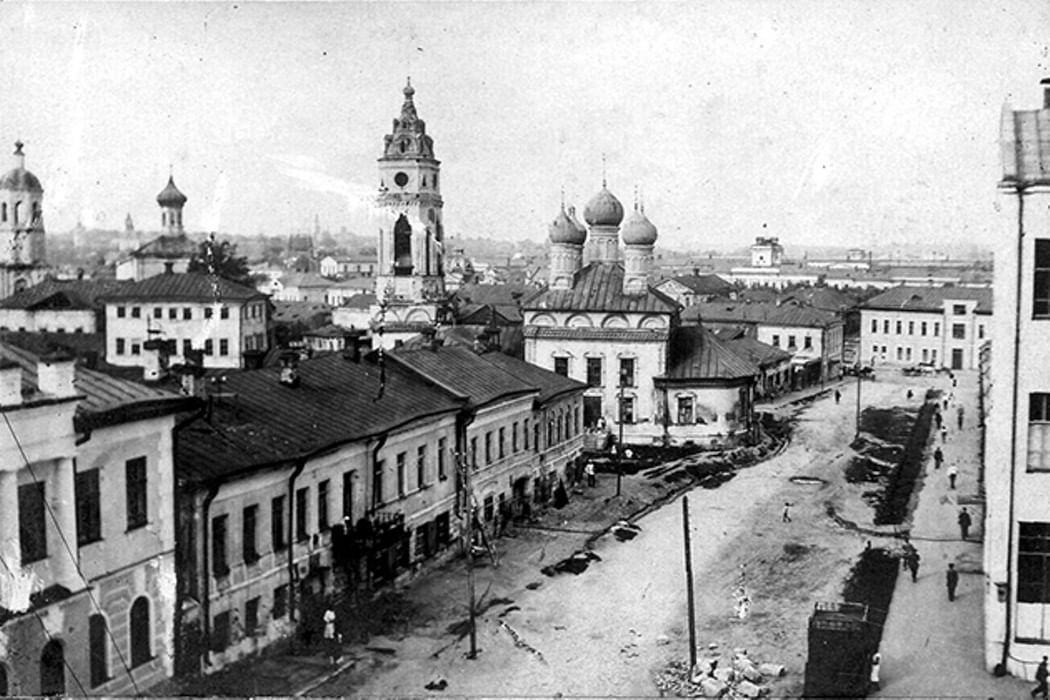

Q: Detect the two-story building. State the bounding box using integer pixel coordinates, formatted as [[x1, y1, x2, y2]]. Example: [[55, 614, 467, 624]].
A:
[[859, 285, 992, 369], [0, 342, 193, 697], [0, 278, 128, 335], [100, 272, 270, 371]]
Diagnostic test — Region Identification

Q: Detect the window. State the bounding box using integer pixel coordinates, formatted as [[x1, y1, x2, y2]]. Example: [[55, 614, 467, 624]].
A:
[[438, 438, 447, 479], [245, 597, 260, 637], [1035, 240, 1050, 317], [211, 611, 230, 652], [75, 469, 102, 545], [271, 495, 286, 550], [182, 339, 192, 356], [586, 357, 602, 387], [1019, 522, 1050, 603], [126, 457, 147, 530], [153, 307, 162, 319], [19, 482, 46, 562], [242, 505, 259, 563], [512, 422, 519, 452], [117, 306, 126, 318], [883, 320, 889, 334], [485, 432, 493, 464], [772, 335, 780, 347], [908, 322, 914, 335], [205, 308, 214, 319], [220, 307, 230, 319], [619, 396, 635, 424], [934, 322, 940, 337], [922, 348, 929, 363], [553, 357, 568, 376], [470, 437, 478, 469], [483, 494, 494, 522], [895, 321, 902, 335], [183, 307, 192, 320], [168, 308, 177, 320], [979, 325, 985, 339], [953, 304, 966, 315], [204, 339, 214, 355], [295, 487, 308, 541], [896, 347, 903, 361], [130, 597, 151, 666], [212, 514, 229, 576], [1028, 393, 1050, 472], [870, 319, 877, 334], [931, 349, 937, 364], [498, 427, 505, 459], [342, 471, 355, 521], [677, 396, 694, 424], [89, 614, 108, 687], [273, 585, 288, 619], [906, 347, 912, 361], [523, 419, 530, 451], [317, 480, 329, 531], [416, 447, 426, 488], [219, 339, 229, 356], [787, 335, 797, 349], [131, 343, 141, 356], [804, 335, 813, 350], [116, 338, 126, 355], [619, 357, 635, 387], [921, 322, 927, 336], [534, 422, 541, 452], [952, 323, 965, 340], [396, 452, 406, 496], [131, 306, 141, 318]]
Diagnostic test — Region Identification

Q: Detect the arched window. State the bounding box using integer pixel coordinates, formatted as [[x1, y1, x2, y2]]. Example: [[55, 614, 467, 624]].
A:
[[393, 215, 412, 276], [12, 201, 20, 226], [39, 640, 64, 696], [31, 201, 40, 222], [130, 597, 151, 667], [0, 661, 9, 696], [1, 202, 6, 222], [89, 614, 108, 687], [161, 212, 166, 227]]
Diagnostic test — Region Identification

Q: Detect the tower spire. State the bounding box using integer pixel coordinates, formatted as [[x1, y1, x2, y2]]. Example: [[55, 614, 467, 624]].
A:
[[601, 153, 607, 188]]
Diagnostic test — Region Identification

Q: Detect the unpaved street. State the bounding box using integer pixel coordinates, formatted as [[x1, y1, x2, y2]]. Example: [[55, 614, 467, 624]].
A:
[[314, 372, 940, 697]]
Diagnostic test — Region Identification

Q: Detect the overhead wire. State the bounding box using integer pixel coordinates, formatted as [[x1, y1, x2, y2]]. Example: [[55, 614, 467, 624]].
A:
[[2, 409, 143, 695]]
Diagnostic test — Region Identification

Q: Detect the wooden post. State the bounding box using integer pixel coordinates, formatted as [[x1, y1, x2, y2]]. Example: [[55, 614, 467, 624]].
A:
[[682, 496, 697, 671], [461, 453, 478, 659]]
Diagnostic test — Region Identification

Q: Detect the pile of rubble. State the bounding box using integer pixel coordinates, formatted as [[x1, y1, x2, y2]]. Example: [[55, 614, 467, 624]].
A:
[[653, 647, 785, 698]]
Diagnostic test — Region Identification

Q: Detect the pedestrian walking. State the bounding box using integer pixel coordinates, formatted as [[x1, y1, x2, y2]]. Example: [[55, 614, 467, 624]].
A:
[[948, 463, 958, 489], [933, 446, 944, 470], [323, 608, 339, 665], [935, 410, 943, 430], [943, 398, 949, 411], [946, 563, 959, 601], [585, 461, 596, 487], [835, 389, 841, 404], [941, 426, 948, 443], [957, 405, 965, 429], [782, 502, 792, 523], [906, 547, 921, 582], [952, 377, 958, 389], [1032, 656, 1048, 699], [958, 507, 972, 540], [869, 651, 882, 693]]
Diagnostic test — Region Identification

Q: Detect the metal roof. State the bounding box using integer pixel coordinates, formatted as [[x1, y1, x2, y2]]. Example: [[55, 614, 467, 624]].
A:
[[722, 335, 793, 370], [525, 263, 679, 315], [683, 301, 841, 328], [101, 272, 265, 303], [0, 278, 130, 310], [388, 342, 536, 407], [472, 350, 586, 405], [862, 285, 993, 314], [660, 326, 759, 382]]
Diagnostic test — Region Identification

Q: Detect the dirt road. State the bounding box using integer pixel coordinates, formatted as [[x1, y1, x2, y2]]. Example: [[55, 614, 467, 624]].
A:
[[313, 373, 934, 697]]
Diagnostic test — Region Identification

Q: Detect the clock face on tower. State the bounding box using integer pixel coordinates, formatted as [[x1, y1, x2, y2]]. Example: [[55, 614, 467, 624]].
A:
[[394, 172, 409, 187]]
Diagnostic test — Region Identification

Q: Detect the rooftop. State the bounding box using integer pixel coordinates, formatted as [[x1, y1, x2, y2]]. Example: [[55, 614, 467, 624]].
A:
[[0, 278, 130, 310], [683, 301, 842, 328], [862, 285, 993, 313], [660, 325, 759, 382], [388, 341, 536, 407], [525, 263, 679, 315], [101, 272, 265, 303]]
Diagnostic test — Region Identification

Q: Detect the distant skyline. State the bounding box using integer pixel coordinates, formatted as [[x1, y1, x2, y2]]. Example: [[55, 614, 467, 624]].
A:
[[1, 2, 1048, 253]]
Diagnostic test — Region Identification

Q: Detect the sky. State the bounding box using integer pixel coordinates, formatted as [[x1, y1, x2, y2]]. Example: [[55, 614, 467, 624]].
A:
[[0, 1, 1047, 253]]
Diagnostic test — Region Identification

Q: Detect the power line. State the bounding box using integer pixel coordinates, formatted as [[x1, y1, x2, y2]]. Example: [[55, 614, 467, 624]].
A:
[[0, 548, 89, 697], [2, 409, 142, 695]]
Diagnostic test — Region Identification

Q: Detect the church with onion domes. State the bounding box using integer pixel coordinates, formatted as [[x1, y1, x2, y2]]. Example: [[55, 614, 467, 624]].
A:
[[523, 182, 760, 448]]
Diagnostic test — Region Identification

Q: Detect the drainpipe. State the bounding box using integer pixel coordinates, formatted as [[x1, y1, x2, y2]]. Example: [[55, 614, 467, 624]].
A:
[[287, 460, 306, 623], [199, 482, 220, 672], [1001, 187, 1025, 673]]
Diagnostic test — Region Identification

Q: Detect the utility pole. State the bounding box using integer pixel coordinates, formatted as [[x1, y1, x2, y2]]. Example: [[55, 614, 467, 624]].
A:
[[682, 496, 698, 671], [854, 364, 863, 440], [459, 452, 478, 659], [616, 376, 624, 497]]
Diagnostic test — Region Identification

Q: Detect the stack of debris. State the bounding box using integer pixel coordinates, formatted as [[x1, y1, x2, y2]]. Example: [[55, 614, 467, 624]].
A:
[[653, 646, 786, 698]]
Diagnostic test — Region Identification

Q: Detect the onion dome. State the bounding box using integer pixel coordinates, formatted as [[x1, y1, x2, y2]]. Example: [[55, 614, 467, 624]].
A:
[[583, 185, 624, 227], [0, 141, 43, 192], [566, 205, 587, 236], [549, 205, 586, 245], [156, 175, 187, 207], [621, 206, 658, 245]]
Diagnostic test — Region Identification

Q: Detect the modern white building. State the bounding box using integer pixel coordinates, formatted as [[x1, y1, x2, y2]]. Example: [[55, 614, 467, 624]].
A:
[[984, 78, 1050, 680], [859, 286, 991, 369]]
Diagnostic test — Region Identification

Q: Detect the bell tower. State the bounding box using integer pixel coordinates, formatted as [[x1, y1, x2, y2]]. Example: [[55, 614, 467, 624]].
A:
[[375, 78, 445, 305]]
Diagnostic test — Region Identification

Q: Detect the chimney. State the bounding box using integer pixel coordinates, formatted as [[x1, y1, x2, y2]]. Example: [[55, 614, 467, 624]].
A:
[[279, 352, 300, 387], [38, 349, 77, 399], [0, 359, 22, 406], [1043, 77, 1050, 109]]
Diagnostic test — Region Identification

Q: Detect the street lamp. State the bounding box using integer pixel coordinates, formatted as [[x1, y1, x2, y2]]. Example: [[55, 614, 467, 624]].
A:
[[854, 362, 863, 441], [616, 377, 624, 497]]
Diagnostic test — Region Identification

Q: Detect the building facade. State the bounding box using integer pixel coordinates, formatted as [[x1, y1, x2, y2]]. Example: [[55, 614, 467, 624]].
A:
[[859, 286, 991, 369]]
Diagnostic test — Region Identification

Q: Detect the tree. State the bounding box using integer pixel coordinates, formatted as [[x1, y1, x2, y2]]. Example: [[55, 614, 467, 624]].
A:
[[187, 234, 255, 287]]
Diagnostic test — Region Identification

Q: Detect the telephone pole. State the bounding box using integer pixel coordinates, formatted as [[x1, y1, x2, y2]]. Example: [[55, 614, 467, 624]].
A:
[[459, 452, 478, 659], [682, 496, 698, 671]]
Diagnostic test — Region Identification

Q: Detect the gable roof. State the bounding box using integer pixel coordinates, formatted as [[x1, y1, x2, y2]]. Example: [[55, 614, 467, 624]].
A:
[[683, 301, 841, 328], [665, 274, 734, 296], [525, 263, 679, 315], [471, 349, 586, 405], [660, 325, 759, 382], [722, 335, 793, 369], [0, 278, 130, 310], [100, 272, 265, 303], [388, 341, 536, 407], [862, 285, 993, 313], [175, 353, 463, 484]]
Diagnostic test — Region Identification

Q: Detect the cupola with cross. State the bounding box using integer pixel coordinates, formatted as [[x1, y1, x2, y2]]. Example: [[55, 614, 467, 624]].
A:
[[0, 141, 46, 265], [375, 78, 445, 305]]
